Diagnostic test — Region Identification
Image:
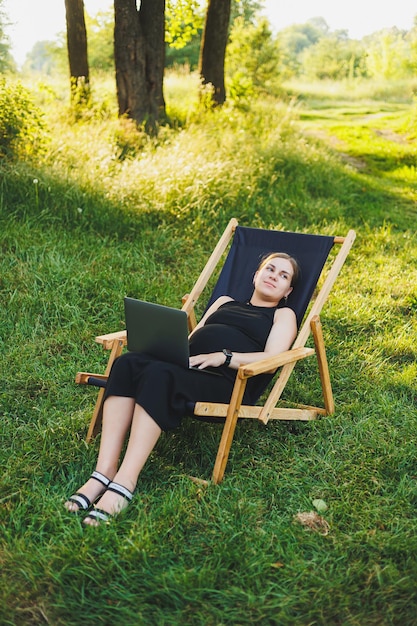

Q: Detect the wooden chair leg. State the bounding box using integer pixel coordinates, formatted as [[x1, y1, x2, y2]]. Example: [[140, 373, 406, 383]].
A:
[[85, 338, 124, 442], [86, 388, 106, 442], [211, 375, 248, 484], [311, 315, 334, 415]]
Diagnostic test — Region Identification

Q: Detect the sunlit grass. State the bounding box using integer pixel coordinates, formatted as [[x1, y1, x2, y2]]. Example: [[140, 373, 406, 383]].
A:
[[289, 82, 417, 215], [286, 77, 417, 103], [164, 67, 200, 124], [1, 73, 417, 625]]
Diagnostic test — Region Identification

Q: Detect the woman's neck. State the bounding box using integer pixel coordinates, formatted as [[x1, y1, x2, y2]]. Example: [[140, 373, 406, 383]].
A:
[[249, 294, 279, 308]]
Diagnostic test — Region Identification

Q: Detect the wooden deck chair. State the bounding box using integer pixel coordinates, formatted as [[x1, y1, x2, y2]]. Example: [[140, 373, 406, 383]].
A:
[[76, 218, 355, 483]]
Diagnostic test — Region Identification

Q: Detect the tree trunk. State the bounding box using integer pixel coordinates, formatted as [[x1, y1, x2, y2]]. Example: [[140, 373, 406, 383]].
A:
[[64, 0, 90, 104], [199, 0, 232, 105], [114, 0, 166, 132]]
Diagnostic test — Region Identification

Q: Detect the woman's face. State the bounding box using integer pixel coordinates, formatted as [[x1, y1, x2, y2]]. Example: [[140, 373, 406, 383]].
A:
[[253, 257, 294, 304]]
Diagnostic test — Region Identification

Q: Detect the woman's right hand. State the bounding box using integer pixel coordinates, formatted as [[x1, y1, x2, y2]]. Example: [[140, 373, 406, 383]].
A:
[[189, 352, 227, 370]]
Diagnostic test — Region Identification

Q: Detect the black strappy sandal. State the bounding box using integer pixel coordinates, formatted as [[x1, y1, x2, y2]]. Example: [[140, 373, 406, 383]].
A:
[[83, 482, 134, 525], [66, 470, 111, 513]]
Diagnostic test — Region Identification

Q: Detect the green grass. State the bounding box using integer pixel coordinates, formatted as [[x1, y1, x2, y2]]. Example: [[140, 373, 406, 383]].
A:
[[1, 75, 417, 625]]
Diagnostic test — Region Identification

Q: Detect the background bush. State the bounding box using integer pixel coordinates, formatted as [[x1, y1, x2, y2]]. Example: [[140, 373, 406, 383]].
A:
[[0, 77, 48, 160]]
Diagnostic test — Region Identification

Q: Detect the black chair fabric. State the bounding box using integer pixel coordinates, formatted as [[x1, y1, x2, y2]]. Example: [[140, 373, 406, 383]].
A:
[[206, 226, 334, 326]]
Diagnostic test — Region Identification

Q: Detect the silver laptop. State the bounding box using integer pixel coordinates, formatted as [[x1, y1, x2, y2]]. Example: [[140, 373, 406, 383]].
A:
[[124, 297, 191, 368]]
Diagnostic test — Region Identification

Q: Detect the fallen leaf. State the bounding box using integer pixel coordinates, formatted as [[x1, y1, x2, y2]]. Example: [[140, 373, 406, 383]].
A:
[[312, 498, 328, 512], [188, 476, 210, 487], [294, 511, 330, 535]]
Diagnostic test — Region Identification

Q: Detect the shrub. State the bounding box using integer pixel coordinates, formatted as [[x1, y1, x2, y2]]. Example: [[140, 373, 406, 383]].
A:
[[0, 77, 48, 160], [226, 17, 282, 104]]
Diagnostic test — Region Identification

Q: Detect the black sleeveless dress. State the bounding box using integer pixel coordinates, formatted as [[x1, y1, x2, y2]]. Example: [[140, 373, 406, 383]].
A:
[[104, 301, 277, 431]]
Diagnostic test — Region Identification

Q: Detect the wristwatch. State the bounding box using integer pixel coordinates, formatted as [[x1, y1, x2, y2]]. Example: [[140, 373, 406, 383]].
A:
[[222, 349, 233, 367]]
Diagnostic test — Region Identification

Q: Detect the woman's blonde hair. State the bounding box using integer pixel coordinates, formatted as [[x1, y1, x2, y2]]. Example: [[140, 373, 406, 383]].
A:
[[258, 252, 300, 287]]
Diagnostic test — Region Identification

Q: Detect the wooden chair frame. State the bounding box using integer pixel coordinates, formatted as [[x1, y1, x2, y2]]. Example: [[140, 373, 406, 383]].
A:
[[76, 218, 355, 483]]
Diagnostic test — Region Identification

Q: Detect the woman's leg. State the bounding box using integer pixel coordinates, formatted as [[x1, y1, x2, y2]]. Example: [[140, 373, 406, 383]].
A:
[[84, 403, 161, 524], [65, 396, 135, 511], [95, 395, 136, 477]]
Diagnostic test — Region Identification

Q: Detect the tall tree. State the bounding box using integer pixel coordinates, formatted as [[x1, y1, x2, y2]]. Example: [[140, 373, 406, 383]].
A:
[[114, 0, 166, 131], [64, 0, 90, 103], [199, 0, 232, 105]]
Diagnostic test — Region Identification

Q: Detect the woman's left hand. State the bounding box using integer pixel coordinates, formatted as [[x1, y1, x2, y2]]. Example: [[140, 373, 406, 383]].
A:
[[189, 352, 225, 369]]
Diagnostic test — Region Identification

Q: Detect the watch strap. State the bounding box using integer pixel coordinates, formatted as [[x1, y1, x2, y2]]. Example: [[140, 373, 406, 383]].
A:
[[222, 349, 233, 367]]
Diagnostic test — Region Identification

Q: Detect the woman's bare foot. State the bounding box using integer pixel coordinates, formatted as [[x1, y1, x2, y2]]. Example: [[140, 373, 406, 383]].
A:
[[64, 471, 112, 513]]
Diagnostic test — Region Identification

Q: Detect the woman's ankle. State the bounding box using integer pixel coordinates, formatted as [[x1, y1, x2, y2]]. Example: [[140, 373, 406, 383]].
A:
[[111, 473, 137, 494]]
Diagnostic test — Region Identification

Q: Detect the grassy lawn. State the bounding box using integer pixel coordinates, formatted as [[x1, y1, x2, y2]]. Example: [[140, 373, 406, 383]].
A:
[[1, 76, 416, 625]]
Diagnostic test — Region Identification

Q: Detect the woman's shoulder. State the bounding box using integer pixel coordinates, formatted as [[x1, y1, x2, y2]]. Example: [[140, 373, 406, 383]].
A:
[[198, 295, 234, 324], [211, 295, 234, 309], [273, 306, 297, 324]]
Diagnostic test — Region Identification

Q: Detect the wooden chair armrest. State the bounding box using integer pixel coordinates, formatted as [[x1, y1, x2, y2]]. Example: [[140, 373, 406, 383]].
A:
[[182, 293, 197, 331], [75, 372, 108, 384], [238, 347, 315, 378], [95, 330, 127, 350]]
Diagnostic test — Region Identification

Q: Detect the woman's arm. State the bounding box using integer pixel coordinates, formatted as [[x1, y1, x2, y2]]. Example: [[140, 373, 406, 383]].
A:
[[189, 307, 297, 370]]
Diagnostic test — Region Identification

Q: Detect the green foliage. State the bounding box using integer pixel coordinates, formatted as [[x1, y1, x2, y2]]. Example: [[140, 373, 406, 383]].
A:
[[0, 77, 48, 159], [277, 19, 417, 82], [166, 0, 204, 49], [68, 77, 95, 122], [407, 24, 417, 74], [164, 69, 200, 123], [1, 75, 417, 624], [226, 17, 281, 103], [22, 40, 64, 75], [365, 28, 412, 80], [301, 36, 367, 80], [165, 33, 201, 70], [277, 20, 329, 79], [0, 0, 15, 72], [85, 9, 115, 73], [23, 9, 115, 76], [230, 0, 263, 23]]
